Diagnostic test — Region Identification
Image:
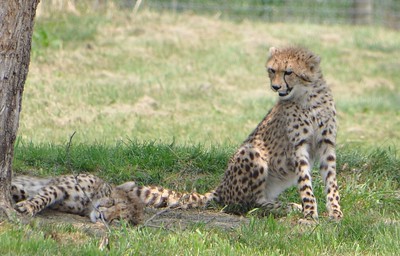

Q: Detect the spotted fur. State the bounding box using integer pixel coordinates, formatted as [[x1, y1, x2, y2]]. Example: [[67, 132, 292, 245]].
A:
[[11, 174, 144, 225], [118, 46, 343, 223]]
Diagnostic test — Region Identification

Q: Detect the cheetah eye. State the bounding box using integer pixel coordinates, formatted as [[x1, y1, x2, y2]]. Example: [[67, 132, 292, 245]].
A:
[[267, 68, 275, 74], [284, 70, 293, 75]]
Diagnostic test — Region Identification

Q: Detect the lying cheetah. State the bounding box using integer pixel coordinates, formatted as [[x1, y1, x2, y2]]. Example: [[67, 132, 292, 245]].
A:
[[119, 46, 343, 223], [11, 174, 144, 225]]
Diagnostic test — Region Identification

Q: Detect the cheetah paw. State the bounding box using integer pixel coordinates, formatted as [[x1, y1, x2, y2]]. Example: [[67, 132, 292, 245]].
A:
[[329, 209, 343, 221], [298, 217, 318, 225], [287, 203, 303, 212], [89, 208, 104, 223], [15, 201, 36, 216]]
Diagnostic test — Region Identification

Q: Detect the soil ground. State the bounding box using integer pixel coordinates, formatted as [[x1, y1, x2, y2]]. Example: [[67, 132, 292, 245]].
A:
[[33, 207, 249, 236]]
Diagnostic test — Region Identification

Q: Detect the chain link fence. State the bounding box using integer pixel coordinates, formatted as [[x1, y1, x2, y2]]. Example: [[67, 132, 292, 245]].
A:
[[37, 0, 400, 29]]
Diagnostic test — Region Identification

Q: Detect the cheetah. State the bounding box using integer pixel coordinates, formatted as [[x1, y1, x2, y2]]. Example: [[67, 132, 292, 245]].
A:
[[11, 174, 144, 225], [119, 46, 343, 223]]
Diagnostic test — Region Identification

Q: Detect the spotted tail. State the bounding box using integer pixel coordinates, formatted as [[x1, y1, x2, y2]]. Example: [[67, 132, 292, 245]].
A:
[[116, 182, 217, 209]]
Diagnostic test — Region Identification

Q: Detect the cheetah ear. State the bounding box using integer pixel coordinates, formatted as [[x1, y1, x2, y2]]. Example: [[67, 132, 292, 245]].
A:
[[308, 55, 321, 72], [313, 55, 321, 65], [268, 47, 279, 58]]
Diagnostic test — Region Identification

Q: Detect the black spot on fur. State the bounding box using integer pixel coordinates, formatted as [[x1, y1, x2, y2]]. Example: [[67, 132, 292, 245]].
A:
[[302, 197, 313, 203], [299, 159, 308, 167], [322, 139, 335, 146], [295, 139, 307, 149], [327, 155, 335, 162], [299, 185, 311, 192], [249, 152, 254, 160], [252, 170, 259, 179]]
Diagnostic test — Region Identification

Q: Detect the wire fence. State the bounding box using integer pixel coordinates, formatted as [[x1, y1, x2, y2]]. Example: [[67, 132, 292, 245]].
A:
[[37, 0, 400, 29]]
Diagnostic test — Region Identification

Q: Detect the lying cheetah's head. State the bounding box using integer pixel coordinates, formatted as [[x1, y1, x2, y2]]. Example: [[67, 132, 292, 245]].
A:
[[266, 46, 321, 101], [90, 188, 144, 226]]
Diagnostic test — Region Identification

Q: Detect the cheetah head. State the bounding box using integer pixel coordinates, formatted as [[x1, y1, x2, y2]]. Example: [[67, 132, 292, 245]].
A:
[[90, 188, 144, 226], [266, 46, 321, 101]]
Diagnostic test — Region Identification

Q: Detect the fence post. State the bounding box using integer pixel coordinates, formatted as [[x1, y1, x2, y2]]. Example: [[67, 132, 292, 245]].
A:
[[351, 0, 373, 25], [172, 0, 178, 13], [386, 0, 400, 30]]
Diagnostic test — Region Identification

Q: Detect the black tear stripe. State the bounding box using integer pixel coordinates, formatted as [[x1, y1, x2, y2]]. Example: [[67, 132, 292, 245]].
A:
[[283, 73, 293, 92]]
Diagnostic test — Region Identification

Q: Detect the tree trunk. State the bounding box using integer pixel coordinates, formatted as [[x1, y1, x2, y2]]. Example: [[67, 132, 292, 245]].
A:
[[0, 0, 40, 220], [351, 0, 373, 25]]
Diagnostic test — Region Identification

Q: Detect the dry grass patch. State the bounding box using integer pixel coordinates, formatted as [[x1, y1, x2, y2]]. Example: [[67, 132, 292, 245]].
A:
[[20, 9, 400, 149]]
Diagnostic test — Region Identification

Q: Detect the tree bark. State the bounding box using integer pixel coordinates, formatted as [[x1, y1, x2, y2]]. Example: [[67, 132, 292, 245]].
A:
[[351, 0, 373, 25], [0, 0, 40, 220]]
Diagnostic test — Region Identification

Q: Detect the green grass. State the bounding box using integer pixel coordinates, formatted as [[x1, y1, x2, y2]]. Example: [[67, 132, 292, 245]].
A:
[[3, 3, 400, 256], [21, 7, 400, 148], [2, 218, 398, 255], [5, 142, 400, 255]]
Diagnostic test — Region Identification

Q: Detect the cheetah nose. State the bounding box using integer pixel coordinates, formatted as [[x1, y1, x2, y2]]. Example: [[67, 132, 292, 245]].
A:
[[271, 84, 281, 91]]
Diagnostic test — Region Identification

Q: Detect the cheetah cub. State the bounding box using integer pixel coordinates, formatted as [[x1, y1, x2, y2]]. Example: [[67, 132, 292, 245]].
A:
[[11, 174, 144, 225], [119, 46, 343, 223]]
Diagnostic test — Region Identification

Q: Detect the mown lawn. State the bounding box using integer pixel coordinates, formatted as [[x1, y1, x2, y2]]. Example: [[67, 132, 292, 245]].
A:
[[2, 142, 399, 255], [2, 3, 399, 256], [21, 5, 400, 148]]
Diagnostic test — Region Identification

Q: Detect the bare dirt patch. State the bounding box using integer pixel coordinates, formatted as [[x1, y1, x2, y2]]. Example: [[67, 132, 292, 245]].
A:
[[101, 96, 168, 117], [32, 207, 249, 237], [143, 208, 249, 230]]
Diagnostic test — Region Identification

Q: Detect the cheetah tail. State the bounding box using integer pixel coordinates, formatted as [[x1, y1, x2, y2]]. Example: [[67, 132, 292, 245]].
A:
[[116, 182, 217, 209]]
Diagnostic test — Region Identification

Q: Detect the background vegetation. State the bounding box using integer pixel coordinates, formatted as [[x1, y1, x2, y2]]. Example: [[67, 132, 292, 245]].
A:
[[1, 1, 399, 255], [21, 4, 400, 148]]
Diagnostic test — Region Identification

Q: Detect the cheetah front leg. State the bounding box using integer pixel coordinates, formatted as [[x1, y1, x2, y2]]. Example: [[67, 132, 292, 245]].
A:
[[318, 143, 343, 221], [295, 148, 319, 224], [15, 185, 67, 216], [258, 200, 303, 216]]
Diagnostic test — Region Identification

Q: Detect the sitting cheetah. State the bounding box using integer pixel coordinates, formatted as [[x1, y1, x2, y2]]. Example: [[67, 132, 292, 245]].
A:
[[118, 46, 343, 223], [11, 174, 144, 225]]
